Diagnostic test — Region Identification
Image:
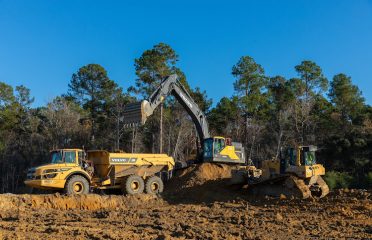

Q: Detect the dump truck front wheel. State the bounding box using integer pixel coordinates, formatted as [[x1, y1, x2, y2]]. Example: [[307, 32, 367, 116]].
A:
[[145, 176, 164, 194], [122, 175, 144, 195], [65, 175, 90, 195]]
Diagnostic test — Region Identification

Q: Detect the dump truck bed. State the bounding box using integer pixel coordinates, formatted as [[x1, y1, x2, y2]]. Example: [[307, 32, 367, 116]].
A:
[[87, 150, 175, 183]]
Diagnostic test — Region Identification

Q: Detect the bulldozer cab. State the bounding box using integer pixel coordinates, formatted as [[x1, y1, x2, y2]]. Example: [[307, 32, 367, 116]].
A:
[[284, 145, 317, 167], [279, 145, 318, 174], [301, 146, 317, 166]]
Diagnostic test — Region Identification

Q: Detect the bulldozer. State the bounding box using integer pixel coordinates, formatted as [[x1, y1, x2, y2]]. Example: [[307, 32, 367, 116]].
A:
[[232, 145, 329, 199], [122, 74, 245, 165]]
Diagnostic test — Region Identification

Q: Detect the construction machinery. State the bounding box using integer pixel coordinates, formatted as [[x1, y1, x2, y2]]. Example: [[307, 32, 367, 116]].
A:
[[232, 145, 329, 198], [25, 149, 175, 195], [122, 74, 245, 164]]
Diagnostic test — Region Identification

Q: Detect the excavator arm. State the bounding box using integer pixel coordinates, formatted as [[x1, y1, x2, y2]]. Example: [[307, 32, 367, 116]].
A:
[[122, 74, 210, 142], [123, 74, 245, 165]]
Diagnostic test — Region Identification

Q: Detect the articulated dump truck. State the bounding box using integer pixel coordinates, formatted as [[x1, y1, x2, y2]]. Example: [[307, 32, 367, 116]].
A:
[[25, 149, 175, 195]]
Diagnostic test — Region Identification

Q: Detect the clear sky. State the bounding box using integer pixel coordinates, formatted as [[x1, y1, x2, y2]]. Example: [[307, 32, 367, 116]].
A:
[[1, 0, 371, 106]]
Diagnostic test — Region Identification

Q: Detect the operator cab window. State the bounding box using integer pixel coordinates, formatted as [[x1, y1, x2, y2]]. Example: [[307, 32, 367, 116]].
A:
[[65, 151, 76, 164], [203, 138, 213, 158], [78, 151, 84, 165], [288, 148, 296, 166], [213, 138, 225, 155], [304, 151, 316, 166], [51, 151, 63, 164]]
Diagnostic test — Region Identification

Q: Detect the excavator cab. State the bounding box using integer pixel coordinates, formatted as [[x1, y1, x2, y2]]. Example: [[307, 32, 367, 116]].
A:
[[203, 137, 245, 164]]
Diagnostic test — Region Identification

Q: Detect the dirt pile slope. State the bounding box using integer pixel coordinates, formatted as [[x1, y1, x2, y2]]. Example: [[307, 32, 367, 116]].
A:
[[170, 163, 232, 187], [163, 163, 246, 203], [0, 193, 162, 212]]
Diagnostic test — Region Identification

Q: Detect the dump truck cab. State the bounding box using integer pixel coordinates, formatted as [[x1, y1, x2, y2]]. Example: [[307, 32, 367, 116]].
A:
[[25, 149, 91, 192]]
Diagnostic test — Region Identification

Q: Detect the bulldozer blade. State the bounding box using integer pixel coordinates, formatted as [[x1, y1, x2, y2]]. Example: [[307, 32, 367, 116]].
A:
[[309, 176, 329, 198], [122, 100, 152, 127]]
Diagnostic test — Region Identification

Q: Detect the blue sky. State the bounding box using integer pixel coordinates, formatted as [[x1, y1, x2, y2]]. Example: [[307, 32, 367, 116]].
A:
[[0, 0, 371, 106]]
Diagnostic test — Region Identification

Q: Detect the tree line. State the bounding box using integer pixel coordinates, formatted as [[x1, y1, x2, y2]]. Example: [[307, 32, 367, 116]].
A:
[[0, 43, 371, 193]]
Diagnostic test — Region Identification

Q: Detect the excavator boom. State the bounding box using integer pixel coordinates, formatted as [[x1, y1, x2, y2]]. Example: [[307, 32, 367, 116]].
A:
[[122, 74, 245, 165], [122, 74, 210, 141]]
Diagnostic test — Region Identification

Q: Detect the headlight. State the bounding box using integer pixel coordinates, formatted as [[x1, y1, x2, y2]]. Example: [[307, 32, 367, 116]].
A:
[[43, 169, 58, 174], [44, 173, 57, 179]]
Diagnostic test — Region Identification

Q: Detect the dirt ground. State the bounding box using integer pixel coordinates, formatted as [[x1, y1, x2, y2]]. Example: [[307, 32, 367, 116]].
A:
[[0, 163, 371, 240]]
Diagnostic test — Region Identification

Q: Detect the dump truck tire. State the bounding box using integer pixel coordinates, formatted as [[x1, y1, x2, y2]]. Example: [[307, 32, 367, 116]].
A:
[[145, 176, 164, 194], [65, 175, 90, 195], [122, 175, 144, 195]]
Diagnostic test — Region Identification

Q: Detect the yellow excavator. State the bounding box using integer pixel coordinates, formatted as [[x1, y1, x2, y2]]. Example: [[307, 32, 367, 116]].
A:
[[232, 145, 329, 198], [122, 74, 245, 164], [122, 74, 329, 198]]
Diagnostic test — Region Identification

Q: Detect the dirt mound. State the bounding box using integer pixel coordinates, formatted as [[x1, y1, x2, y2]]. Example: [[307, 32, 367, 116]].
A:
[[0, 193, 162, 212], [164, 163, 245, 203], [171, 163, 232, 188]]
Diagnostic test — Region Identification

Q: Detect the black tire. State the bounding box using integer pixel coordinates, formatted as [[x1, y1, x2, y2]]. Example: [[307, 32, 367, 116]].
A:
[[145, 176, 164, 194], [122, 175, 144, 195], [65, 175, 90, 195]]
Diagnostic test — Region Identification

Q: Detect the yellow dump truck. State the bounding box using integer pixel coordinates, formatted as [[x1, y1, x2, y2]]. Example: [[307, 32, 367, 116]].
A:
[[25, 149, 175, 195]]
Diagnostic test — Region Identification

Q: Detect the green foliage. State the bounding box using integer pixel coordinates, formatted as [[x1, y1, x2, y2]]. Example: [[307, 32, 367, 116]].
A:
[[294, 60, 328, 96], [68, 64, 118, 112], [15, 85, 34, 108], [366, 172, 372, 189], [0, 82, 15, 106], [329, 73, 365, 121], [268, 76, 295, 109], [208, 96, 240, 136], [67, 63, 121, 147], [324, 171, 354, 189], [190, 87, 212, 113], [232, 56, 268, 116], [132, 42, 187, 97]]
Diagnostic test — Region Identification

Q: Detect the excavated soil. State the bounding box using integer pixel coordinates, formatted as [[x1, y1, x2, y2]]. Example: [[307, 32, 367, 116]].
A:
[[0, 163, 371, 239]]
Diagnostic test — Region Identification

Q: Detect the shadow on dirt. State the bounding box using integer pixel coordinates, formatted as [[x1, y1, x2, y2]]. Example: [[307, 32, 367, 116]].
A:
[[161, 178, 292, 207]]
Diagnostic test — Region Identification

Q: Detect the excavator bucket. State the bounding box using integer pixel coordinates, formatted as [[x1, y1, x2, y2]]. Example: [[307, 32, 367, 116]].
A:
[[122, 100, 152, 127]]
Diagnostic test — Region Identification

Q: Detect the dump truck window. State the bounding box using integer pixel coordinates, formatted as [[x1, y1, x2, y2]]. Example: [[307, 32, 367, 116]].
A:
[[78, 151, 84, 165], [65, 151, 76, 164], [51, 151, 63, 164]]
